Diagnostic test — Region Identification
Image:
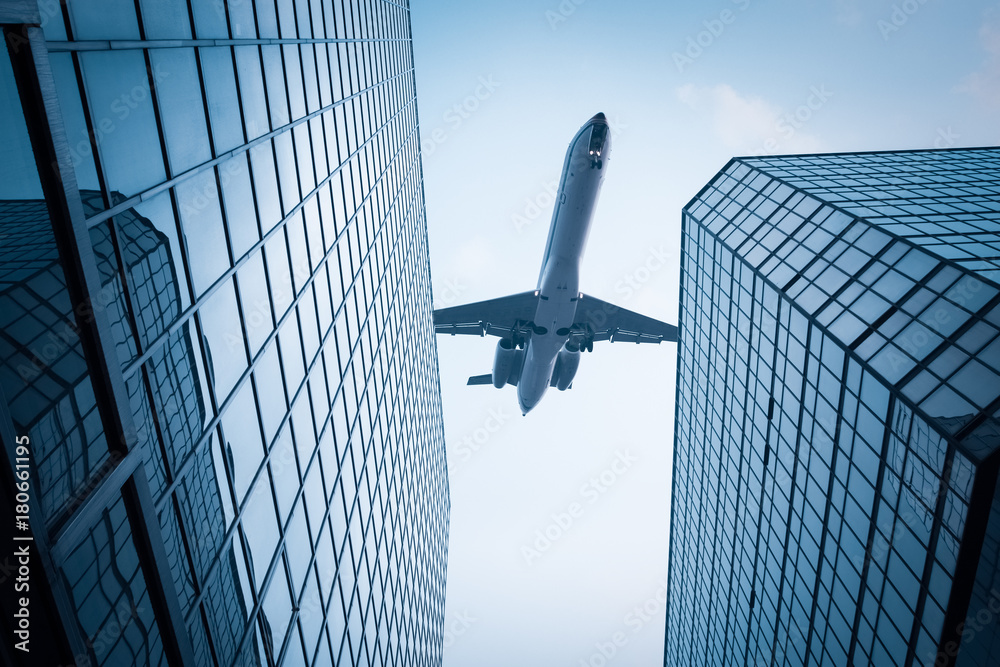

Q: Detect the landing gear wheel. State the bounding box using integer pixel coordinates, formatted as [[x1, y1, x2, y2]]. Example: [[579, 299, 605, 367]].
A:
[[597, 159, 603, 170]]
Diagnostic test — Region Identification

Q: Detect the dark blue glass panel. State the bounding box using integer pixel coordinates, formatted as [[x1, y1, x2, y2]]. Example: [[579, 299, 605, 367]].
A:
[[190, 0, 228, 38], [68, 0, 140, 40], [48, 53, 101, 193], [60, 496, 165, 666], [237, 251, 274, 357], [220, 153, 260, 260], [176, 171, 231, 296], [242, 475, 280, 591], [151, 48, 212, 175], [80, 50, 165, 196], [234, 46, 270, 140], [138, 0, 191, 40], [250, 142, 283, 233], [200, 47, 245, 155], [255, 342, 288, 444], [222, 378, 265, 503], [198, 278, 247, 402]]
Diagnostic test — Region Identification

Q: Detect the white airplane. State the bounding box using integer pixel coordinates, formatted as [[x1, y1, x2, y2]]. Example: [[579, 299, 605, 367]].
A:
[[433, 113, 677, 415]]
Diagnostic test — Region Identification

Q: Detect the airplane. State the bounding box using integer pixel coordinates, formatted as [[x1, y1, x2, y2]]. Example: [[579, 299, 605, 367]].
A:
[[433, 112, 677, 415]]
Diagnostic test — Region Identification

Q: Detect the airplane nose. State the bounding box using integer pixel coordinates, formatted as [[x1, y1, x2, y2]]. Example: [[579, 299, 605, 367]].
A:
[[591, 112, 607, 123]]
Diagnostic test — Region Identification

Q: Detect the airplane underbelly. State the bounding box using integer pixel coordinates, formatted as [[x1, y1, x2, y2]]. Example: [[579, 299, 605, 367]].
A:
[[514, 113, 615, 414], [517, 339, 557, 412], [533, 292, 577, 334]]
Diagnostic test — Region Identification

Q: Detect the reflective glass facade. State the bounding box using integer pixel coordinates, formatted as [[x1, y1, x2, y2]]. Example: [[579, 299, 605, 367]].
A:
[[665, 149, 1000, 667], [1, 2, 448, 666]]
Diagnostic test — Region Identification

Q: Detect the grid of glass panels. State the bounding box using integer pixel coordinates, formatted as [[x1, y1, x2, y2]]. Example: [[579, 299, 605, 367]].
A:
[[666, 150, 1000, 667], [0, 199, 112, 527], [0, 52, 159, 663], [60, 495, 167, 666], [685, 158, 1000, 452], [741, 150, 1000, 285], [2, 1, 449, 666], [956, 475, 1000, 667]]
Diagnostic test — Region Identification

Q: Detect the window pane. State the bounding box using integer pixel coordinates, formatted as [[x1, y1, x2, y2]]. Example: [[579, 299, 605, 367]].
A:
[[80, 50, 165, 195], [177, 171, 231, 295], [200, 47, 245, 155], [150, 48, 211, 175]]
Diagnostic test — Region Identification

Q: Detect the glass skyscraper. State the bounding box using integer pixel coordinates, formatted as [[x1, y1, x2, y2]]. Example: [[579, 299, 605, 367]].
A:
[[665, 148, 1000, 666], [0, 2, 448, 666]]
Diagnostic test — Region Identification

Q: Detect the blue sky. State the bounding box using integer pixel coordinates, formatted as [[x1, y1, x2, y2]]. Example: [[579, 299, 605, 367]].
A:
[[410, 2, 999, 665]]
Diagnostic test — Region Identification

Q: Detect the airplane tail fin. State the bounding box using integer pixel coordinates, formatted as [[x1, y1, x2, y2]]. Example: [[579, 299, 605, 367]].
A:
[[467, 374, 493, 386]]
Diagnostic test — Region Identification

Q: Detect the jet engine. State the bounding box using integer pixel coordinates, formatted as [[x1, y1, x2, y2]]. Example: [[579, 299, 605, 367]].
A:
[[493, 338, 518, 388], [553, 342, 581, 391]]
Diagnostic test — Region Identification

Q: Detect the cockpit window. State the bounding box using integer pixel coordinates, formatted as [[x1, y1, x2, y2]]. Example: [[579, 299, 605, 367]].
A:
[[588, 124, 608, 155]]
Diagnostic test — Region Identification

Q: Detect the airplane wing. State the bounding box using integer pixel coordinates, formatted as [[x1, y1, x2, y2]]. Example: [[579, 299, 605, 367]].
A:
[[573, 294, 677, 344], [433, 291, 677, 344], [433, 291, 540, 338]]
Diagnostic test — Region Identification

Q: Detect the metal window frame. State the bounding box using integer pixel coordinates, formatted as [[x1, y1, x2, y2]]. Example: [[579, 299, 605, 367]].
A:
[[1, 19, 194, 666]]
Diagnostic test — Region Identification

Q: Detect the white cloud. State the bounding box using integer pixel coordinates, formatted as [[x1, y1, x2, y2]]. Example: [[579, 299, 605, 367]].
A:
[[957, 8, 1000, 108], [675, 83, 828, 156]]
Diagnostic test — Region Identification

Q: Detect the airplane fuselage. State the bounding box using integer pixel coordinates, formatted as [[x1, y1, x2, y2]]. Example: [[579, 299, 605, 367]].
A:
[[432, 112, 677, 412], [517, 113, 611, 414]]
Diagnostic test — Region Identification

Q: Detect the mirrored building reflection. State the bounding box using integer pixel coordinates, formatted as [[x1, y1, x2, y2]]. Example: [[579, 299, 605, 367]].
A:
[[1, 2, 448, 666], [665, 149, 1000, 667]]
